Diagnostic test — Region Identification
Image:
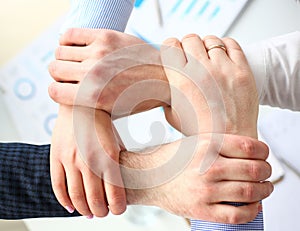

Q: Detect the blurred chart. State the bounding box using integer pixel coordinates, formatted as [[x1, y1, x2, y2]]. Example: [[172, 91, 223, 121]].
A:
[[126, 0, 249, 44]]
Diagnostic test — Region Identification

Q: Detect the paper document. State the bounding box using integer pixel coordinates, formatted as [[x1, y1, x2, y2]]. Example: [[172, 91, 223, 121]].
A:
[[0, 18, 64, 142], [126, 0, 249, 44]]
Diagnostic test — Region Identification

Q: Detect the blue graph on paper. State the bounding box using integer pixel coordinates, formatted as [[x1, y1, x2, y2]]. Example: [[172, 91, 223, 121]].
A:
[[127, 0, 249, 44], [168, 0, 220, 19]]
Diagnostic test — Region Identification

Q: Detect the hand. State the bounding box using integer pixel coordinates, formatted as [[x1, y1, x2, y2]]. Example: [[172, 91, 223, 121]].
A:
[[48, 28, 169, 115], [122, 134, 273, 224], [50, 105, 126, 217], [159, 34, 267, 223], [161, 35, 258, 138]]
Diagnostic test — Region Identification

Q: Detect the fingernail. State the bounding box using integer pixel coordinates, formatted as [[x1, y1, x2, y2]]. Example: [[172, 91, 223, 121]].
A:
[[86, 214, 94, 219], [65, 206, 75, 214]]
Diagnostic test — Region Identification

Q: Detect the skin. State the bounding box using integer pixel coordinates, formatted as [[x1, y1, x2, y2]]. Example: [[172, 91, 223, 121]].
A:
[[48, 28, 273, 223], [50, 105, 126, 218], [48, 28, 169, 113], [123, 134, 272, 224], [48, 30, 167, 217], [162, 34, 258, 138]]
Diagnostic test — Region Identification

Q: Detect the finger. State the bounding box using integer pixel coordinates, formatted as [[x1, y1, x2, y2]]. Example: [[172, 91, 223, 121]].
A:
[[55, 45, 90, 62], [218, 134, 269, 160], [48, 82, 79, 106], [210, 202, 262, 224], [203, 35, 228, 62], [181, 34, 208, 62], [50, 161, 74, 213], [60, 28, 97, 46], [104, 181, 127, 215], [66, 168, 92, 217], [212, 181, 273, 204], [211, 157, 272, 182], [102, 146, 126, 215], [82, 169, 109, 218], [48, 60, 85, 82], [222, 37, 248, 66], [95, 112, 127, 215], [161, 37, 186, 69]]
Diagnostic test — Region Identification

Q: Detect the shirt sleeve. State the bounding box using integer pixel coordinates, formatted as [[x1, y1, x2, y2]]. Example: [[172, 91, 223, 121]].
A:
[[244, 31, 300, 111], [190, 211, 263, 231], [0, 143, 80, 219], [60, 0, 134, 33]]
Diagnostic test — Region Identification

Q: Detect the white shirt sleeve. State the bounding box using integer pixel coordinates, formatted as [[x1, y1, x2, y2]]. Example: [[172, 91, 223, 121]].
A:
[[60, 0, 134, 33], [244, 31, 300, 111]]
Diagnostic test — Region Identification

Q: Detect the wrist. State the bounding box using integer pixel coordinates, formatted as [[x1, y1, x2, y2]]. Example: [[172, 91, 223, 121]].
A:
[[119, 143, 178, 207], [119, 150, 159, 206], [129, 64, 171, 114]]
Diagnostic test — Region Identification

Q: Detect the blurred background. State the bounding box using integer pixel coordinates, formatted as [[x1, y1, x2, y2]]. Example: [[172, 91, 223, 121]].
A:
[[1, 0, 300, 230]]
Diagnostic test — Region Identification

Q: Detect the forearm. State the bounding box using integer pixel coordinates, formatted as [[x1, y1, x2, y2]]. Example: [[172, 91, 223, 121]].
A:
[[120, 142, 179, 206], [0, 142, 170, 219], [0, 143, 80, 219], [244, 31, 300, 111]]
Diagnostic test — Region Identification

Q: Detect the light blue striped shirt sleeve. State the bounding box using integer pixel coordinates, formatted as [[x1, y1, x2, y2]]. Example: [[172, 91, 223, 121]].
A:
[[61, 1, 264, 230], [60, 0, 134, 33], [191, 211, 264, 231]]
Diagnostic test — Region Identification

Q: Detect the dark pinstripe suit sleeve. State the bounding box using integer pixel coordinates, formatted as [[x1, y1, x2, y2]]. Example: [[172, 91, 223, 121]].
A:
[[0, 142, 80, 219]]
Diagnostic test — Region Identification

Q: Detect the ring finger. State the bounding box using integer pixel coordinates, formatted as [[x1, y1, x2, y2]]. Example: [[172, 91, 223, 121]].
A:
[[203, 35, 228, 63]]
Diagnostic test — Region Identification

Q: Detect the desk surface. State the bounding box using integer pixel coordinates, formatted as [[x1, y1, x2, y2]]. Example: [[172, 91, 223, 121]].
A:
[[1, 0, 300, 231]]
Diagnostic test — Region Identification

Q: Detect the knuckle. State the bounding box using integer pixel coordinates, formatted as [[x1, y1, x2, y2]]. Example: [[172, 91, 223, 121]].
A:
[[163, 37, 180, 46], [52, 180, 65, 192], [55, 46, 63, 59], [69, 190, 85, 202], [93, 46, 108, 58], [201, 184, 215, 202], [240, 138, 255, 156], [222, 37, 237, 46], [48, 62, 57, 78], [265, 162, 272, 179], [227, 212, 242, 224], [64, 28, 76, 41], [100, 30, 114, 44], [109, 204, 126, 215], [208, 161, 224, 179], [84, 151, 97, 167], [248, 162, 260, 180], [261, 142, 270, 160], [89, 197, 106, 207], [109, 194, 125, 207], [268, 182, 274, 195], [203, 35, 220, 41], [242, 183, 255, 200], [48, 83, 60, 101], [182, 33, 199, 40], [222, 37, 242, 51]]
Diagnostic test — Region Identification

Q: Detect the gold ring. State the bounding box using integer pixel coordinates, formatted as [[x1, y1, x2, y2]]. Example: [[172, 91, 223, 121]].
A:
[[206, 44, 227, 52]]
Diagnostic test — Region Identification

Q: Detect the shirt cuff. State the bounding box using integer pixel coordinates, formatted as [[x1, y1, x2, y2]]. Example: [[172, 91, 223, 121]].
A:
[[190, 210, 264, 231], [60, 0, 134, 33]]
